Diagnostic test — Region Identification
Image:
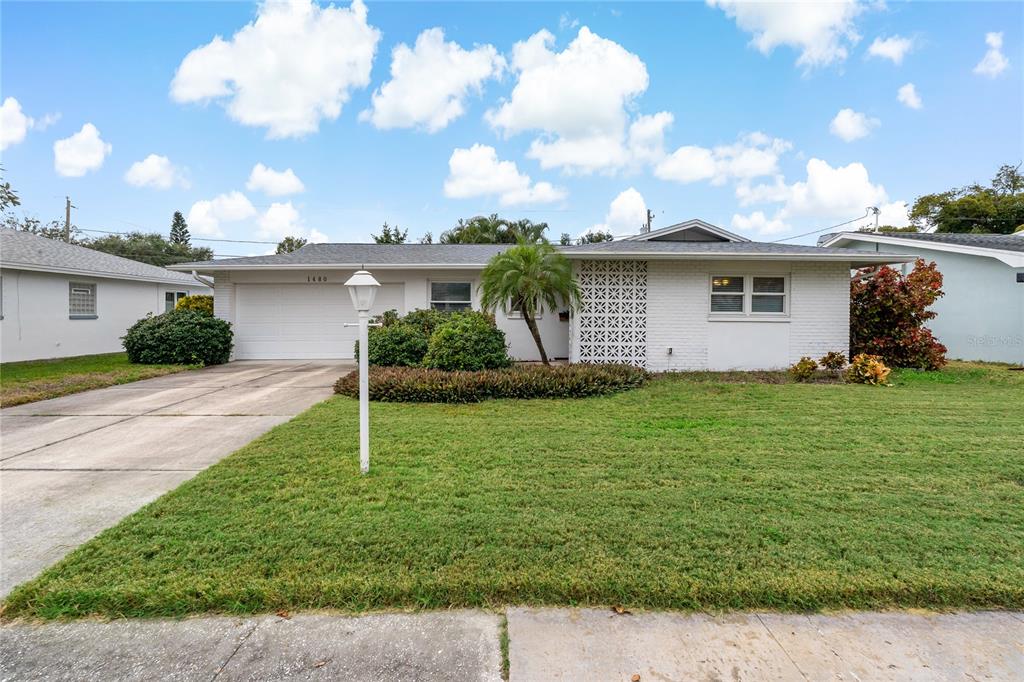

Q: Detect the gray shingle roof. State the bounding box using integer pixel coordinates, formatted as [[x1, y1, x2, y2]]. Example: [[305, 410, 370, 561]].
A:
[[0, 229, 203, 284], [559, 239, 907, 260], [171, 243, 513, 269], [857, 232, 1024, 253]]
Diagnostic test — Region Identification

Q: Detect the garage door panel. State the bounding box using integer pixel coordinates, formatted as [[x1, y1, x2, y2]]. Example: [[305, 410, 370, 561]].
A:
[[233, 283, 404, 359]]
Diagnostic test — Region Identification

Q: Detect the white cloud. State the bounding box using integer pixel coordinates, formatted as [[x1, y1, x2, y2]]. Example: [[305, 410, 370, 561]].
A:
[[897, 83, 922, 109], [974, 32, 1009, 78], [736, 174, 791, 206], [124, 154, 189, 189], [707, 0, 864, 69], [53, 123, 112, 177], [170, 0, 380, 138], [829, 108, 879, 142], [0, 98, 60, 151], [246, 163, 305, 196], [867, 35, 914, 64], [559, 13, 580, 31], [361, 28, 504, 132], [257, 201, 303, 239], [876, 200, 911, 228], [186, 191, 256, 237], [655, 132, 791, 185], [588, 187, 647, 237], [731, 210, 788, 235], [781, 158, 888, 220], [627, 112, 674, 166], [485, 27, 652, 174], [443, 144, 566, 206]]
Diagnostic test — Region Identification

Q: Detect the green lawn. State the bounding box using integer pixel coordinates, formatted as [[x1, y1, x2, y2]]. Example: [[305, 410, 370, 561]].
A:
[[4, 362, 1022, 619], [0, 353, 194, 407]]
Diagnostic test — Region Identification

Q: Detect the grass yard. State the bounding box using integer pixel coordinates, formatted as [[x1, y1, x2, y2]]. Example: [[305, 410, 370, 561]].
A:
[[3, 362, 1022, 619], [0, 352, 194, 407]]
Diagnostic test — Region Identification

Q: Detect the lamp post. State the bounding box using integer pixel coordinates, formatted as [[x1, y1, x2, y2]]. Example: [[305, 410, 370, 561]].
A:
[[344, 269, 380, 474]]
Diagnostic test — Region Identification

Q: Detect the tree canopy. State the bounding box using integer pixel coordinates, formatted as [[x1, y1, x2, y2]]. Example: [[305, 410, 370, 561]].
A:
[[276, 236, 308, 254], [440, 214, 550, 244], [372, 222, 408, 244], [909, 163, 1024, 234], [87, 231, 213, 266]]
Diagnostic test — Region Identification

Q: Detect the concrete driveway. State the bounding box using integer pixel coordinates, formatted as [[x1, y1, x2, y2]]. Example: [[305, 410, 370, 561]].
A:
[[0, 360, 351, 597]]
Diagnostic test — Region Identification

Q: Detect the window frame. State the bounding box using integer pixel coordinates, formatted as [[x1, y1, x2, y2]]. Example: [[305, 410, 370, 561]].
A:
[[708, 274, 788, 319], [69, 281, 98, 319], [165, 290, 188, 312], [429, 281, 473, 312]]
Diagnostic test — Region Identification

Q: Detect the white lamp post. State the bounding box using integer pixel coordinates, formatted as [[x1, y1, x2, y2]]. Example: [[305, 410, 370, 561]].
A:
[[344, 269, 380, 474]]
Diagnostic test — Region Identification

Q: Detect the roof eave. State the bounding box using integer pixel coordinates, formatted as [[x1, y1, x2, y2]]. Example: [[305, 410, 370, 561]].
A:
[[168, 262, 490, 272], [0, 261, 208, 286], [559, 251, 915, 265], [821, 232, 1024, 267]]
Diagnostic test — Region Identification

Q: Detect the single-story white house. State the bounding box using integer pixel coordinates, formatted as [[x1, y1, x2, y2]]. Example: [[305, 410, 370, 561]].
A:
[[821, 231, 1024, 364], [1, 229, 211, 363], [171, 220, 909, 371]]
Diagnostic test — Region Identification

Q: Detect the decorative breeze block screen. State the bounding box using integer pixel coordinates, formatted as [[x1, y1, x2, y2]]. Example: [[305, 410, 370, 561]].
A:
[[575, 260, 648, 366]]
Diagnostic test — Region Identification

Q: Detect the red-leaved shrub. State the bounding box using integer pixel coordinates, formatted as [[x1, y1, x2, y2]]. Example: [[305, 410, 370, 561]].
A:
[[850, 259, 947, 370]]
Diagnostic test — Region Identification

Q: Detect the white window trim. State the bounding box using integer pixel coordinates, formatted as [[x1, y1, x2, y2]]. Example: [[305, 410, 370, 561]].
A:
[[69, 281, 98, 319], [507, 309, 542, 320], [708, 274, 789, 320], [165, 290, 188, 312], [428, 280, 473, 311]]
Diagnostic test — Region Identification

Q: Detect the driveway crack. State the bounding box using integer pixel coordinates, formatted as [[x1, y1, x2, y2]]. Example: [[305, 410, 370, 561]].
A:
[[210, 619, 261, 682], [755, 613, 809, 681]]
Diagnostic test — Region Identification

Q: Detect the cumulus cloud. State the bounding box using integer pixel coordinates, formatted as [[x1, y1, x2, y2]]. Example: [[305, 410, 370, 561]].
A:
[[124, 154, 189, 189], [707, 0, 864, 69], [485, 27, 656, 174], [255, 201, 328, 242], [170, 0, 380, 138], [0, 98, 60, 151], [867, 35, 914, 64], [974, 32, 1009, 78], [186, 191, 256, 237], [587, 187, 648, 237], [443, 144, 566, 206], [829, 108, 879, 142], [246, 163, 305, 196], [897, 83, 922, 109], [53, 123, 112, 177], [361, 28, 504, 132], [730, 210, 788, 236], [655, 132, 791, 185]]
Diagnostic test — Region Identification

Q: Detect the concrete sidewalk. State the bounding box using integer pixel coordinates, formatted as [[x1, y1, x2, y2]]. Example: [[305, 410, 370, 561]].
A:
[[1, 608, 1021, 681]]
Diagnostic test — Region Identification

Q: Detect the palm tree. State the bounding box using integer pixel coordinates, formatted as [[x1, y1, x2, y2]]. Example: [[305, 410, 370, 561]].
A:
[[479, 242, 580, 365]]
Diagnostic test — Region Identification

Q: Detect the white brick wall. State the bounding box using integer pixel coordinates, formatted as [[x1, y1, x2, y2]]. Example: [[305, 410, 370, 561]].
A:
[[212, 275, 234, 325], [572, 259, 851, 371]]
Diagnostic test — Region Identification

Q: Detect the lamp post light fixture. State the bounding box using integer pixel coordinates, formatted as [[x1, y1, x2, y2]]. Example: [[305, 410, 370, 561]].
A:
[[344, 269, 380, 474]]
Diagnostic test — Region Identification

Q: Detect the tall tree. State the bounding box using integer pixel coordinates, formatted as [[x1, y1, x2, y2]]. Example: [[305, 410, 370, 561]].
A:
[[372, 222, 408, 244], [276, 236, 308, 254], [576, 230, 614, 244], [479, 242, 580, 365], [909, 163, 1024, 234], [86, 232, 212, 266], [4, 215, 83, 243], [169, 211, 191, 245], [440, 214, 550, 244], [419, 231, 434, 244]]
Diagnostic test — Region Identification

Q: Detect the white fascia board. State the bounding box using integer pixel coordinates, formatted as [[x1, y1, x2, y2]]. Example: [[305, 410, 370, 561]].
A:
[[0, 262, 206, 286], [821, 232, 1024, 268]]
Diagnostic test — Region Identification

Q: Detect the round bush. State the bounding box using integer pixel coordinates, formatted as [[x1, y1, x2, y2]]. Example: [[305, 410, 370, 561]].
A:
[[123, 309, 233, 366], [175, 294, 214, 316], [366, 323, 429, 367], [422, 313, 511, 371]]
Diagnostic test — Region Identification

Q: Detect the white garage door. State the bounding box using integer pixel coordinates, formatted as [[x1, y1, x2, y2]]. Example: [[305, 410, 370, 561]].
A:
[[233, 283, 406, 359]]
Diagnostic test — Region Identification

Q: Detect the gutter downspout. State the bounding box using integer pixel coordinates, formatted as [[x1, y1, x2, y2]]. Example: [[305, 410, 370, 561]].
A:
[[191, 270, 214, 288]]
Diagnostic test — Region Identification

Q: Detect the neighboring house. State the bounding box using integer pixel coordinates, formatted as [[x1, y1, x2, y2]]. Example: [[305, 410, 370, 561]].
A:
[[171, 220, 906, 371], [820, 231, 1024, 364], [1, 229, 210, 362]]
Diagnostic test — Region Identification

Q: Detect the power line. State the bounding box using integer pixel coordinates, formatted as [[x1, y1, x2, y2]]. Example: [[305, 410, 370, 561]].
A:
[[78, 227, 277, 244], [770, 209, 873, 243]]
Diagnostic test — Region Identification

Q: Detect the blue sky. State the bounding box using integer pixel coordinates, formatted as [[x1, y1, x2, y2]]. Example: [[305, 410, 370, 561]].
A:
[[1, 1, 1021, 255]]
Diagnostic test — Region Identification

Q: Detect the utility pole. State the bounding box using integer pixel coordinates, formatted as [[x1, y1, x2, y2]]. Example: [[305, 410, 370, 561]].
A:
[[868, 206, 880, 232], [644, 209, 654, 233], [64, 196, 76, 242]]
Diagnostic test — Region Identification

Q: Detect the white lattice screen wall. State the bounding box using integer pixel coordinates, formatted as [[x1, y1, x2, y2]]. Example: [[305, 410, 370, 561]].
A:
[[573, 260, 648, 366]]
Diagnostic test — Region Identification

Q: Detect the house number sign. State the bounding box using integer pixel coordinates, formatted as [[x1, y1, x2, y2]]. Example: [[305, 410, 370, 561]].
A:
[[306, 275, 328, 283]]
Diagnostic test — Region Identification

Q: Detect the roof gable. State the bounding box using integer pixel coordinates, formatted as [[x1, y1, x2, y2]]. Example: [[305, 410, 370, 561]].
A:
[[623, 219, 750, 243]]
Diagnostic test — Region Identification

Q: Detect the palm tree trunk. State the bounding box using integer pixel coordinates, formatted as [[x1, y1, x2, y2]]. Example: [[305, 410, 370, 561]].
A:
[[521, 304, 549, 365]]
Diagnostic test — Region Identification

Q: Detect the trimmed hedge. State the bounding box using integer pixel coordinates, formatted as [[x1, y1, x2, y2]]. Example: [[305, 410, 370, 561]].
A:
[[123, 309, 233, 366], [422, 312, 510, 371], [362, 322, 429, 367], [334, 363, 648, 403]]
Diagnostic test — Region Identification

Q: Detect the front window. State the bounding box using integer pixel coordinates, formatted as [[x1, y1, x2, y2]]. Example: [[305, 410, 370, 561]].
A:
[[430, 282, 472, 311], [165, 291, 187, 312], [710, 275, 787, 316], [69, 282, 97, 318]]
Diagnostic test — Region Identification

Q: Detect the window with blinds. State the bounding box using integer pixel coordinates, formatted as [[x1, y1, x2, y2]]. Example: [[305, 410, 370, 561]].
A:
[[69, 282, 97, 318], [710, 275, 787, 316]]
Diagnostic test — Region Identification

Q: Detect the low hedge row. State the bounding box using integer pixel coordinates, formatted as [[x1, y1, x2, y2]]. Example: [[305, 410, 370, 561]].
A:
[[334, 363, 648, 403]]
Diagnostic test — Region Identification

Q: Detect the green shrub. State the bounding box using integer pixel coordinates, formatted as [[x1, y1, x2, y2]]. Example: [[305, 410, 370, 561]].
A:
[[844, 353, 892, 386], [363, 322, 429, 367], [123, 309, 232, 366], [788, 357, 818, 382], [175, 294, 214, 316], [819, 351, 847, 373], [422, 312, 511, 371], [334, 364, 649, 403], [401, 308, 453, 337]]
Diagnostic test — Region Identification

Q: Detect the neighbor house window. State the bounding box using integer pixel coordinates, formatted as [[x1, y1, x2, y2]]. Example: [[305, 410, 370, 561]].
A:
[[710, 275, 787, 316], [69, 282, 97, 318], [430, 282, 472, 311], [165, 291, 187, 312]]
